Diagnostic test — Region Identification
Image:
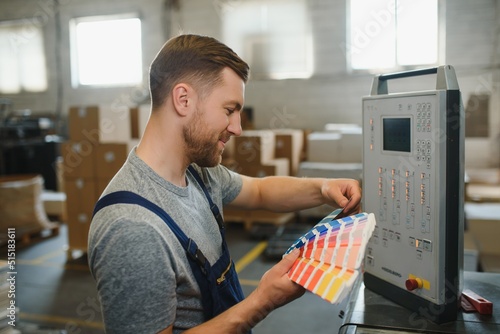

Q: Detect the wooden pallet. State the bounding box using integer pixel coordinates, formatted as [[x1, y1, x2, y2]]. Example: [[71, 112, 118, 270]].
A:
[[224, 208, 296, 231], [0, 222, 60, 249]]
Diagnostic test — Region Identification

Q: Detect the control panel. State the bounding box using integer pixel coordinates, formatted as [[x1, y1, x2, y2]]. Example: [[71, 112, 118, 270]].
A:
[[362, 66, 464, 324]]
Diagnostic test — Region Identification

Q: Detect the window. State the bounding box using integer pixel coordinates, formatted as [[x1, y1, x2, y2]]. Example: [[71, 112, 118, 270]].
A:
[[221, 0, 313, 80], [0, 20, 48, 94], [347, 0, 439, 71], [70, 14, 143, 87]]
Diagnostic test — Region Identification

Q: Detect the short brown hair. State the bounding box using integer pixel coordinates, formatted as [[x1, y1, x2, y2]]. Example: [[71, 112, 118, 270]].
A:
[[149, 34, 249, 109]]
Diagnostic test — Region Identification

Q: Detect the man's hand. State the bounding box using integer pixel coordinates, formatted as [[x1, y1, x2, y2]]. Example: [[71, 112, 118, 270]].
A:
[[173, 248, 306, 334], [252, 248, 305, 310], [320, 178, 361, 216]]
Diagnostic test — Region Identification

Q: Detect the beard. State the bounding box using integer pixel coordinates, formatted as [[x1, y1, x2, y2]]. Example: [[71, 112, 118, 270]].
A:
[[183, 109, 227, 167]]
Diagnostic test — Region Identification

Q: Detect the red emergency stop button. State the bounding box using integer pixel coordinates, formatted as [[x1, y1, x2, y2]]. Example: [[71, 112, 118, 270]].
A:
[[405, 277, 423, 291]]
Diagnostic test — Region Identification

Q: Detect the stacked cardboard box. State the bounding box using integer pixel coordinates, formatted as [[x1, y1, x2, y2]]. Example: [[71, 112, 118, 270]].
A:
[[230, 130, 289, 177], [306, 132, 342, 163], [129, 104, 150, 139], [222, 129, 305, 230], [465, 202, 500, 273], [272, 129, 304, 176], [226, 129, 304, 177], [307, 124, 362, 164], [62, 106, 129, 252], [465, 168, 500, 203]]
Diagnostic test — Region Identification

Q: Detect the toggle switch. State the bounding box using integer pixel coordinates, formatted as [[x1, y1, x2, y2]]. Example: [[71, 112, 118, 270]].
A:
[[405, 277, 423, 291]]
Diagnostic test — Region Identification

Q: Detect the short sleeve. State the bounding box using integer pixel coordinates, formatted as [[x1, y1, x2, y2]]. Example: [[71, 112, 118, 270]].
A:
[[204, 164, 243, 205], [89, 219, 176, 334]]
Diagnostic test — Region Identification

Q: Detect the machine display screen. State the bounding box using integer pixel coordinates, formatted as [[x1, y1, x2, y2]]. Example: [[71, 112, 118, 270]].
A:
[[383, 118, 411, 152]]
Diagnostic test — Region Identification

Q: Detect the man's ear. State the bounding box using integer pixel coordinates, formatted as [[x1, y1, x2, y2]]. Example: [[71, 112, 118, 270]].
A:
[[172, 83, 194, 116]]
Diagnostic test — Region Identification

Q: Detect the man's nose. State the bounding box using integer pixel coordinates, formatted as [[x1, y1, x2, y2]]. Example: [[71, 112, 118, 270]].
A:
[[227, 112, 242, 136]]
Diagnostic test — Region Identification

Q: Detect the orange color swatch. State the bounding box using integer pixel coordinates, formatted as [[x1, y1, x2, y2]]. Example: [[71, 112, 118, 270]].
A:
[[286, 211, 376, 304]]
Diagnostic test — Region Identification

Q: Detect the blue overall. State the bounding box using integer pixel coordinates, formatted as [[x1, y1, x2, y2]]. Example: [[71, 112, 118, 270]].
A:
[[92, 165, 247, 326]]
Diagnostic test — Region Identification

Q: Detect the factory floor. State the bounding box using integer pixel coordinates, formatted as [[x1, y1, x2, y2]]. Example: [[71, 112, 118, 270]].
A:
[[2, 218, 349, 334]]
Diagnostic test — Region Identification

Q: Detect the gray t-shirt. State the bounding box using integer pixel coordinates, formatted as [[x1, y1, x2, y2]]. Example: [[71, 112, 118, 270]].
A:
[[88, 149, 243, 334]]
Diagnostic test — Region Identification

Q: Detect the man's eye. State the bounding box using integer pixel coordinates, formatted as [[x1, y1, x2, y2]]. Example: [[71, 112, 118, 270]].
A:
[[225, 108, 234, 114]]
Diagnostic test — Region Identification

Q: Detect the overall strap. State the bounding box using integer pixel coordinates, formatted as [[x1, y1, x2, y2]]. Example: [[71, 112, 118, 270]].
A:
[[187, 165, 224, 229], [92, 191, 209, 272]]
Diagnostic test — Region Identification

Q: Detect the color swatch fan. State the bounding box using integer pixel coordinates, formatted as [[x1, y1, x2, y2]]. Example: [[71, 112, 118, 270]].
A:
[[286, 211, 376, 304]]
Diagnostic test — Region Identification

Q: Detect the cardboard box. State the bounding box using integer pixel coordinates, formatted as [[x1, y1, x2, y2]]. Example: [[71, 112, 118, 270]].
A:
[[228, 129, 304, 174], [465, 202, 500, 272], [465, 168, 500, 185], [68, 105, 132, 143], [297, 161, 363, 180], [130, 105, 150, 139], [68, 106, 99, 142], [239, 158, 289, 177], [64, 178, 98, 250], [60, 141, 97, 179], [307, 130, 362, 163], [130, 107, 140, 139], [323, 124, 362, 163], [233, 130, 275, 165], [465, 139, 491, 169], [324, 123, 362, 132], [94, 143, 128, 179], [307, 132, 342, 163], [464, 94, 489, 138], [466, 184, 500, 202], [61, 142, 127, 180], [468, 218, 500, 255], [301, 129, 312, 161], [41, 191, 67, 222], [272, 129, 304, 176], [337, 132, 362, 163], [223, 136, 236, 160], [100, 105, 133, 143]]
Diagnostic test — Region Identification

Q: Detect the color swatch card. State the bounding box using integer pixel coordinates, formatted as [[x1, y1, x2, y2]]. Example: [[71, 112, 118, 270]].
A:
[[286, 210, 376, 304]]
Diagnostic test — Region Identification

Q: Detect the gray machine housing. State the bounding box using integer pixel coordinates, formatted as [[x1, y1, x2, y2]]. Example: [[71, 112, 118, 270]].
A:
[[362, 66, 464, 324]]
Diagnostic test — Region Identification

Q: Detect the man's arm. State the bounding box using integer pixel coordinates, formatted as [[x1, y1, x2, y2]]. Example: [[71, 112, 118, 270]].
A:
[[229, 175, 361, 216], [157, 249, 304, 334], [155, 176, 361, 333]]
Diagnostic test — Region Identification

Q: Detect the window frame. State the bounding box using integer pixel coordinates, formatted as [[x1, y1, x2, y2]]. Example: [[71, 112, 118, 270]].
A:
[[220, 0, 314, 80], [69, 12, 143, 88], [0, 19, 49, 94], [346, 0, 446, 74]]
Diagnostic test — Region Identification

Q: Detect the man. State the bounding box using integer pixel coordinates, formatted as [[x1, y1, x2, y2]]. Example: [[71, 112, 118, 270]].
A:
[[88, 34, 361, 334]]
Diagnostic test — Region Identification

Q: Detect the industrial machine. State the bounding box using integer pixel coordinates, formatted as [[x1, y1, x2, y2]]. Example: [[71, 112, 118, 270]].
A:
[[0, 105, 62, 191], [362, 66, 464, 324]]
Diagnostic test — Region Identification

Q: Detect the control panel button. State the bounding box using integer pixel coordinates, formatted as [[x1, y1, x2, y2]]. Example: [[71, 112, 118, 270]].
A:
[[416, 250, 423, 260], [409, 236, 415, 247], [405, 278, 423, 291], [423, 239, 432, 252]]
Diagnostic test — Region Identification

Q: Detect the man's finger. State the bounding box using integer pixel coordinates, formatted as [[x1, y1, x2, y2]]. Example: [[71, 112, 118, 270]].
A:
[[277, 248, 300, 273]]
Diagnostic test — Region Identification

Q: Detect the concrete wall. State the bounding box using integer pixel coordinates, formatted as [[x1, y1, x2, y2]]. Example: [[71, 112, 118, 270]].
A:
[[1, 0, 499, 167]]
